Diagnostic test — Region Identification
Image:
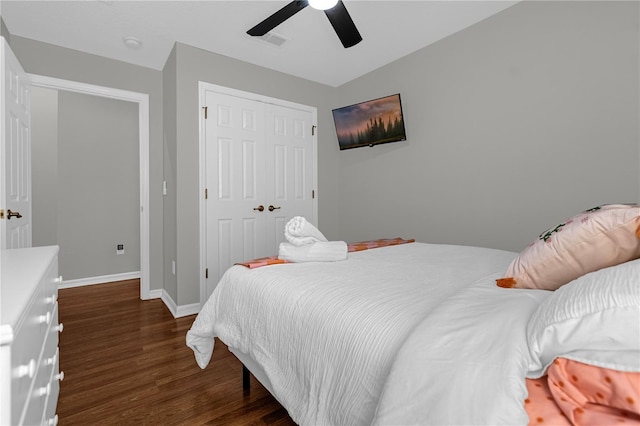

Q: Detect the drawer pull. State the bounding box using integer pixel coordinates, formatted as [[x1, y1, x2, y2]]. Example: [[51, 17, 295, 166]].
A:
[[46, 293, 58, 304], [39, 311, 52, 325], [37, 383, 52, 397], [55, 323, 64, 333], [15, 359, 36, 378], [46, 351, 58, 366], [55, 371, 65, 382], [47, 415, 59, 426]]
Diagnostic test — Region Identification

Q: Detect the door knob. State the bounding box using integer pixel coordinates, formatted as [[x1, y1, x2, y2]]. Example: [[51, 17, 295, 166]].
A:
[[268, 205, 281, 212], [253, 205, 264, 212], [7, 209, 22, 220]]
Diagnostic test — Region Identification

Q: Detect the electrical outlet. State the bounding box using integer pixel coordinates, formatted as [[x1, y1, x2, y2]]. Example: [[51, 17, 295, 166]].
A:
[[116, 244, 125, 255]]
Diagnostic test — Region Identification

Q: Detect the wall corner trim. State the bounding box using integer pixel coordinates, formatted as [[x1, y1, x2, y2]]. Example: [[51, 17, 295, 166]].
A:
[[160, 291, 201, 318]]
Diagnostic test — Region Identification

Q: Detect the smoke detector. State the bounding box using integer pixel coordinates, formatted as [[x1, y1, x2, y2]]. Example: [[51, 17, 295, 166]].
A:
[[123, 36, 143, 49]]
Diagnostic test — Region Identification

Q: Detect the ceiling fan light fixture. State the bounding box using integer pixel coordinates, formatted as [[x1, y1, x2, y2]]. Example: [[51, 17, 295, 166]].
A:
[[247, 0, 361, 48], [308, 0, 338, 11]]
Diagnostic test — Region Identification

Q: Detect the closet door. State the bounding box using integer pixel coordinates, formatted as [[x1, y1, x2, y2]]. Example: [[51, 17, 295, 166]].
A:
[[203, 88, 316, 299], [265, 104, 314, 255], [205, 92, 267, 291]]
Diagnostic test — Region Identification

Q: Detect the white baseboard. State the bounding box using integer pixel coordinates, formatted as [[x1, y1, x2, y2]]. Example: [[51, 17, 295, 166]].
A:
[[175, 301, 201, 318], [58, 271, 141, 289], [57, 272, 199, 318], [148, 289, 163, 299], [160, 291, 201, 318]]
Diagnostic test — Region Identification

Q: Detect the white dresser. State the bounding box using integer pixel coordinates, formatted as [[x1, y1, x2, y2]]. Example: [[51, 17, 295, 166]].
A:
[[1, 246, 63, 426]]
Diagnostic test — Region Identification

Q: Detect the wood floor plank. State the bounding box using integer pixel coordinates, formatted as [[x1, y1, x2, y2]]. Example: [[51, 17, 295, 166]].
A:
[[57, 280, 297, 425]]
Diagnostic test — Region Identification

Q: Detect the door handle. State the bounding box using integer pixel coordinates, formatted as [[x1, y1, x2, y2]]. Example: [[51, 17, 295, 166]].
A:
[[268, 205, 281, 212], [253, 205, 264, 212], [7, 209, 22, 220]]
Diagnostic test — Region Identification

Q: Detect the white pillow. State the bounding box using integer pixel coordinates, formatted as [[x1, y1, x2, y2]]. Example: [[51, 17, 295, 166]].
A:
[[526, 258, 640, 378]]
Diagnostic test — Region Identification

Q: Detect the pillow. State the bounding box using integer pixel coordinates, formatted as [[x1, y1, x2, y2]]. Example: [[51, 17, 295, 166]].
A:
[[497, 204, 640, 290], [544, 358, 640, 425], [526, 258, 640, 378], [525, 359, 640, 425]]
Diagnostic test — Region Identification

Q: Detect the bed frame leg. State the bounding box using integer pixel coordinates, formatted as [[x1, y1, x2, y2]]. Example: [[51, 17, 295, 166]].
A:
[[242, 364, 250, 392]]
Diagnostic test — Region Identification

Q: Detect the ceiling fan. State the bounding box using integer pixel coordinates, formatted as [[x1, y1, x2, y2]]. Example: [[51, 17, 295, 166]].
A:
[[247, 0, 362, 48]]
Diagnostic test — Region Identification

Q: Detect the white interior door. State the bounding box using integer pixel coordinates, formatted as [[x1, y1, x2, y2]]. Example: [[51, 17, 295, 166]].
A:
[[205, 91, 267, 296], [265, 104, 314, 255], [0, 38, 31, 249], [203, 87, 317, 300]]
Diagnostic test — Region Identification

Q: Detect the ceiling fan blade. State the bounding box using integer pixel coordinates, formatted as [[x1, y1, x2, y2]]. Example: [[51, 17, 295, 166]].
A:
[[324, 1, 362, 48], [247, 0, 309, 37]]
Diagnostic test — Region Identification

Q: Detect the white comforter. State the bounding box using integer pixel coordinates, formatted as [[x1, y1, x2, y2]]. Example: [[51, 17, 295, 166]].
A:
[[372, 269, 550, 425], [186, 243, 549, 425]]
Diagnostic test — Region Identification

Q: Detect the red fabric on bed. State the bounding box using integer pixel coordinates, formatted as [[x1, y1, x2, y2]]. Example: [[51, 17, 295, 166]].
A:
[[235, 256, 288, 268], [347, 237, 415, 252], [525, 358, 640, 425], [526, 375, 571, 425], [236, 238, 415, 268]]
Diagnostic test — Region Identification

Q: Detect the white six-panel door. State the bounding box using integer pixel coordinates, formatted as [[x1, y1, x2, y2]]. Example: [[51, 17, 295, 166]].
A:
[[1, 38, 31, 249], [264, 103, 314, 256], [203, 87, 316, 299], [205, 91, 267, 293]]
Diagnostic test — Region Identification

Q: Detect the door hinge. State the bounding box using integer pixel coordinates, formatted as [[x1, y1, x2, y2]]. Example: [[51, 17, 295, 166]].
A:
[[205, 188, 208, 199], [0, 209, 4, 219], [205, 268, 209, 279], [202, 106, 208, 119], [312, 190, 315, 199], [312, 125, 316, 136]]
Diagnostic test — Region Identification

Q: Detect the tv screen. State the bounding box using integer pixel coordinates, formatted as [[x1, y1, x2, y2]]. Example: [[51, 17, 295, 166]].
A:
[[332, 93, 407, 150]]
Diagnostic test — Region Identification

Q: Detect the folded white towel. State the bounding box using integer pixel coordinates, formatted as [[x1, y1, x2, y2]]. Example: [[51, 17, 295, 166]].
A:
[[278, 241, 347, 263], [284, 216, 328, 246]]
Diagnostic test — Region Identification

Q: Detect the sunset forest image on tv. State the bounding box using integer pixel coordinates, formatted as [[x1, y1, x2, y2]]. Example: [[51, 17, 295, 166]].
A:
[[332, 94, 407, 150]]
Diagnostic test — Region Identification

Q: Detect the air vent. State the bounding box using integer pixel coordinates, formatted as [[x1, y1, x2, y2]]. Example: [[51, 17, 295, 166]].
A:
[[258, 32, 289, 47]]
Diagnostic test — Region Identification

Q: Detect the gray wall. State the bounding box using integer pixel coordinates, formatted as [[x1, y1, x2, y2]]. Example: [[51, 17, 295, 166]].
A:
[[8, 0, 639, 307], [162, 46, 178, 303], [168, 43, 336, 305], [1, 18, 10, 42], [333, 0, 639, 252], [10, 36, 164, 290], [31, 87, 58, 247], [58, 92, 139, 280], [31, 87, 140, 280]]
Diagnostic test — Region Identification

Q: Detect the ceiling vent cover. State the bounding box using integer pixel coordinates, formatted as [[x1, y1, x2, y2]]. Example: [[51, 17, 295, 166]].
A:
[[258, 32, 289, 47]]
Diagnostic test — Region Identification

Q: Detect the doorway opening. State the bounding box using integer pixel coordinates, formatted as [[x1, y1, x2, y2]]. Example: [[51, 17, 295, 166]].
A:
[[29, 74, 150, 299]]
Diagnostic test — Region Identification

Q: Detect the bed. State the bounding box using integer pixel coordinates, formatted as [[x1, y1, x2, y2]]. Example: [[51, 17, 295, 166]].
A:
[[187, 205, 640, 425]]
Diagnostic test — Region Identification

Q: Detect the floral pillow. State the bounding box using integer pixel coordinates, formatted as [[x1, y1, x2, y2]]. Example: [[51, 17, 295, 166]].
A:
[[496, 204, 640, 290]]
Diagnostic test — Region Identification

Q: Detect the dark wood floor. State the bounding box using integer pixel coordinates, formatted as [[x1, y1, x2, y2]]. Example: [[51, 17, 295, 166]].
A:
[[57, 279, 297, 425]]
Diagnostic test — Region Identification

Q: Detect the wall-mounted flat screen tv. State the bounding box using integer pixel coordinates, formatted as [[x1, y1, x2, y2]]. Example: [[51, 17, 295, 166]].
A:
[[332, 93, 407, 150]]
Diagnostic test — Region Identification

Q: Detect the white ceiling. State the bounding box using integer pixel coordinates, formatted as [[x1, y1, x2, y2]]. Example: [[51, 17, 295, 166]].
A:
[[0, 0, 518, 87]]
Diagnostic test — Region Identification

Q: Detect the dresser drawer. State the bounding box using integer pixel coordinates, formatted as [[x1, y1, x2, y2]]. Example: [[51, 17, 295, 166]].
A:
[[21, 302, 61, 426], [41, 348, 61, 426], [1, 246, 60, 426], [9, 291, 51, 424], [40, 269, 61, 320]]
